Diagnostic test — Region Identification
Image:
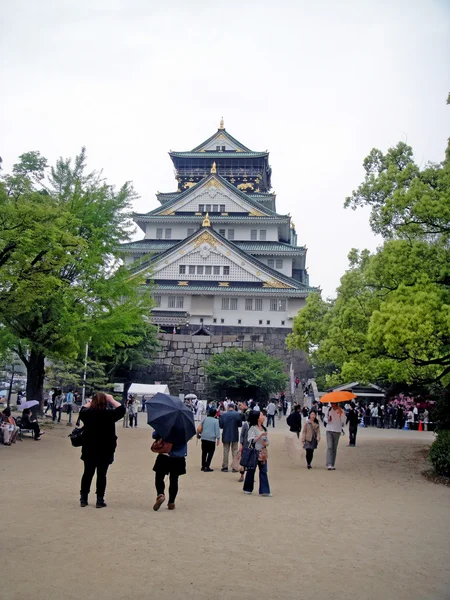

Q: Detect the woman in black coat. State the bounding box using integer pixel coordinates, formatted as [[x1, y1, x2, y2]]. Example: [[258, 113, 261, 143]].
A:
[[78, 392, 125, 508]]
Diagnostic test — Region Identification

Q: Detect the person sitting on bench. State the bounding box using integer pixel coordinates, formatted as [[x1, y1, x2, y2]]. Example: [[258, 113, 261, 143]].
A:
[[21, 408, 44, 441]]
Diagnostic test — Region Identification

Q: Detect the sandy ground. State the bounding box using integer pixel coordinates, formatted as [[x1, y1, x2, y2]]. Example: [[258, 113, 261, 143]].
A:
[[2, 414, 450, 600]]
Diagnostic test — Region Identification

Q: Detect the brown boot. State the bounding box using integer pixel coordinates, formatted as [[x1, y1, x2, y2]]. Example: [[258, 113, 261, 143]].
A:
[[153, 494, 165, 511], [168, 503, 176, 510]]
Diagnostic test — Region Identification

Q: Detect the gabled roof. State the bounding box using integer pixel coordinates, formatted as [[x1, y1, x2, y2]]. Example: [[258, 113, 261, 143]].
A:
[[191, 127, 253, 153], [144, 173, 281, 218], [120, 239, 306, 255], [130, 226, 316, 293], [329, 382, 386, 393]]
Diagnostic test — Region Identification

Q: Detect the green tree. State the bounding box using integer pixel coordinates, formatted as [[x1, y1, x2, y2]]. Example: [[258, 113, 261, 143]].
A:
[[0, 149, 157, 407], [288, 130, 450, 390], [205, 349, 288, 401]]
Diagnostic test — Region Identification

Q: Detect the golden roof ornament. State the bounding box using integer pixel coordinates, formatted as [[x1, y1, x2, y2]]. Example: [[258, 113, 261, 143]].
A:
[[202, 212, 211, 227], [211, 161, 217, 173], [219, 117, 224, 130]]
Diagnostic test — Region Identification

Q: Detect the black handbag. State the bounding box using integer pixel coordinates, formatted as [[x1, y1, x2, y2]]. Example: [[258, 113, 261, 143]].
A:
[[240, 444, 259, 470], [68, 426, 84, 447]]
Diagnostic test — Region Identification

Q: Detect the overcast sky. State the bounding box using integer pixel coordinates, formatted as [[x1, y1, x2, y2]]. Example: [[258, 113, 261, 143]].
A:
[[1, 0, 449, 297]]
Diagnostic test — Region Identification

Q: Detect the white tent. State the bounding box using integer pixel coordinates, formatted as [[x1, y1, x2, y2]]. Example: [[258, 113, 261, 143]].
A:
[[114, 383, 170, 397]]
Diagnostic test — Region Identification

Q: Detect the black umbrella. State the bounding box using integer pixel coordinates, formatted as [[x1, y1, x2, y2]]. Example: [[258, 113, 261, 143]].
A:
[[146, 392, 196, 445]]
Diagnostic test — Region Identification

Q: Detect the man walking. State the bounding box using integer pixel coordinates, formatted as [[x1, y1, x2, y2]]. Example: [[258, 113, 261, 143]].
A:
[[346, 402, 359, 447], [266, 400, 276, 427], [287, 404, 302, 437], [219, 403, 242, 472], [66, 389, 74, 426]]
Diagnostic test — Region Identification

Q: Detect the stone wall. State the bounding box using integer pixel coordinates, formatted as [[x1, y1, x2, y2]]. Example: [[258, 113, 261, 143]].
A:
[[138, 326, 310, 398]]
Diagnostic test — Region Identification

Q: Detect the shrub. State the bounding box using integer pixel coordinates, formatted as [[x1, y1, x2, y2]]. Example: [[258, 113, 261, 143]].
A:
[[429, 430, 450, 477]]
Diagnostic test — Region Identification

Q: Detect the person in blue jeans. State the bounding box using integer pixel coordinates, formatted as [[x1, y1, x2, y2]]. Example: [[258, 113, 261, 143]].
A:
[[243, 410, 271, 497]]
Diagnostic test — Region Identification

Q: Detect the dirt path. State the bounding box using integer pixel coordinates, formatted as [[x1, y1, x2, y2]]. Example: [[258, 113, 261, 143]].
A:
[[2, 418, 449, 600]]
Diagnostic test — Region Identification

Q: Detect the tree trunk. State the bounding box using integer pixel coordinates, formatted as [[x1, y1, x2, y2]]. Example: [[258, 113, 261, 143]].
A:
[[26, 348, 45, 412], [122, 380, 132, 403]]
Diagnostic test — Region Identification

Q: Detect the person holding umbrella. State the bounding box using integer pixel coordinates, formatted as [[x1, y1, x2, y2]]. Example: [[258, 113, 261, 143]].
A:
[[147, 393, 196, 512], [320, 391, 355, 470]]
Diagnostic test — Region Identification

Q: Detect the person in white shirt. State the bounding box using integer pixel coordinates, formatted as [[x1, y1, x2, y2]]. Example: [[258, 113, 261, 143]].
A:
[[371, 406, 378, 427], [266, 401, 276, 427], [407, 409, 414, 429], [325, 403, 346, 470], [195, 400, 204, 422]]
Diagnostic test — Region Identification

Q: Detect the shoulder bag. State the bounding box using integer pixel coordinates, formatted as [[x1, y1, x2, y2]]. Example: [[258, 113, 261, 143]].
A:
[[151, 439, 173, 454], [68, 425, 84, 448]]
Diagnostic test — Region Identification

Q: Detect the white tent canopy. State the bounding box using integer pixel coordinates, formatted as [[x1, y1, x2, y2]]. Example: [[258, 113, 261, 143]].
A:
[[114, 383, 170, 397]]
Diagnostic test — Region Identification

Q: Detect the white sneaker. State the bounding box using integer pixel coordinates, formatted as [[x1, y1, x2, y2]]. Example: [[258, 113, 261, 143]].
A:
[[327, 465, 333, 470], [260, 493, 272, 497], [244, 491, 252, 495]]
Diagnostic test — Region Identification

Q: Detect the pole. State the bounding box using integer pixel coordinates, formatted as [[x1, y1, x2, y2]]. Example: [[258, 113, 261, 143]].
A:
[[7, 363, 15, 409], [81, 342, 89, 405]]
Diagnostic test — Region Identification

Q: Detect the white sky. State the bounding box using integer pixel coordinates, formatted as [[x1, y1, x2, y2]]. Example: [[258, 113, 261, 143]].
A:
[[1, 0, 449, 298]]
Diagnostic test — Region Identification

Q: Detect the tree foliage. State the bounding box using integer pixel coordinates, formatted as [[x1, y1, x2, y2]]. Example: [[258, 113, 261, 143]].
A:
[[288, 124, 450, 391], [0, 149, 158, 405], [205, 349, 288, 401]]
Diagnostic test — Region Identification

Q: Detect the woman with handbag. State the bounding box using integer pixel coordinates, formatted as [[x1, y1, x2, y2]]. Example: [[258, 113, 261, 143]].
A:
[[78, 392, 125, 508], [199, 408, 220, 472], [242, 410, 271, 497], [152, 433, 188, 512], [300, 408, 321, 469]]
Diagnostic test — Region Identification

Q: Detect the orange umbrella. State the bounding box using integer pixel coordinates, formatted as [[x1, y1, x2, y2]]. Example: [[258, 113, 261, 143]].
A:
[[319, 391, 357, 404]]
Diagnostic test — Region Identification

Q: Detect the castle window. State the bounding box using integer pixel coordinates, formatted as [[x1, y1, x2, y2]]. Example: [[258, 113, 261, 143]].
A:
[[165, 228, 172, 239], [259, 320, 263, 325], [189, 265, 195, 275], [179, 265, 186, 274], [197, 266, 204, 275], [245, 298, 253, 311], [205, 266, 212, 275], [153, 295, 161, 307], [251, 230, 257, 241], [168, 296, 184, 309], [260, 230, 267, 241], [213, 266, 220, 275], [212, 204, 218, 212], [219, 229, 226, 236], [255, 299, 263, 311], [156, 228, 163, 239], [270, 299, 286, 312], [221, 319, 224, 324], [276, 259, 283, 269], [220, 204, 226, 212], [268, 259, 275, 268], [227, 229, 234, 240], [222, 298, 238, 310], [223, 266, 230, 275], [205, 204, 211, 212], [199, 204, 205, 212]]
